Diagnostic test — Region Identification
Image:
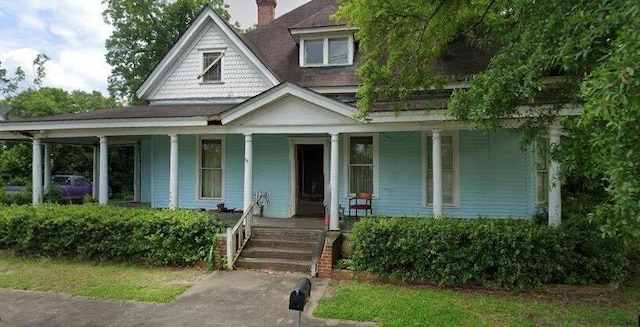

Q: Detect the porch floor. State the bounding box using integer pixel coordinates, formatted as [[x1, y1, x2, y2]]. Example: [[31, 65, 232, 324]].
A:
[[215, 213, 357, 231]]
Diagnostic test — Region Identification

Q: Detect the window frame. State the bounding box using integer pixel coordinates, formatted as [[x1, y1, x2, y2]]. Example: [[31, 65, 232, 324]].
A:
[[196, 135, 225, 201], [199, 48, 225, 83], [422, 131, 460, 207], [344, 133, 379, 197], [535, 138, 550, 206], [299, 34, 354, 67]]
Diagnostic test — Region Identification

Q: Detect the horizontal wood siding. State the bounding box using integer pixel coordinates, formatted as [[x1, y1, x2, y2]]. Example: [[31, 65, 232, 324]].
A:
[[139, 136, 152, 203], [144, 131, 534, 219], [151, 25, 271, 100], [373, 132, 423, 216], [253, 135, 290, 218], [223, 134, 245, 211], [152, 136, 170, 208], [456, 130, 531, 218], [372, 130, 533, 218]]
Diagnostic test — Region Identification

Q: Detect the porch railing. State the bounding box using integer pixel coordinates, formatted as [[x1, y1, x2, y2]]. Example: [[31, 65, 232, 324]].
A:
[[226, 200, 255, 270]]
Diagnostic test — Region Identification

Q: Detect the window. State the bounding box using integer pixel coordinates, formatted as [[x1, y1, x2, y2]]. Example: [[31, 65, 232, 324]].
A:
[[535, 139, 549, 205], [301, 36, 353, 67], [304, 40, 324, 65], [201, 52, 222, 82], [348, 136, 374, 194], [75, 177, 89, 187], [425, 133, 458, 206], [328, 38, 349, 64], [200, 138, 223, 199]]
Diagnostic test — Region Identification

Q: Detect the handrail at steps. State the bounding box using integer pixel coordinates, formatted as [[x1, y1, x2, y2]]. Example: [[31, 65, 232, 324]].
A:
[[226, 200, 256, 270]]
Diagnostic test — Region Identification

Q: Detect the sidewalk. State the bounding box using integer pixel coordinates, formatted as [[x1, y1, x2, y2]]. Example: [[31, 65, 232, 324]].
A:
[[0, 270, 376, 327]]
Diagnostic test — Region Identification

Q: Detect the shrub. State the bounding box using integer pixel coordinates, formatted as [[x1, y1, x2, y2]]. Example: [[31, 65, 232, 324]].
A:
[[349, 217, 627, 289], [0, 204, 219, 266], [0, 186, 32, 206]]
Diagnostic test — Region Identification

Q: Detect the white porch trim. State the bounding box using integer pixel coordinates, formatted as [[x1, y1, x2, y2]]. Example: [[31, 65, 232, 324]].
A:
[[32, 138, 42, 205], [330, 133, 340, 231], [98, 136, 109, 205], [548, 126, 562, 226], [432, 129, 443, 217], [243, 133, 253, 234], [169, 134, 179, 209]]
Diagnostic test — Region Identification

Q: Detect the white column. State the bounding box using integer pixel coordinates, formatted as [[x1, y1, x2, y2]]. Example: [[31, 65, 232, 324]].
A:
[[243, 134, 253, 233], [548, 126, 562, 226], [169, 134, 179, 209], [92, 146, 99, 200], [32, 138, 43, 205], [99, 136, 109, 205], [133, 142, 141, 202], [432, 130, 443, 217], [43, 143, 51, 193], [329, 133, 340, 231]]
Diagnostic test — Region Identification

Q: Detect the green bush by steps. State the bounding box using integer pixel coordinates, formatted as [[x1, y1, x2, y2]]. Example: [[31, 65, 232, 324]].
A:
[[349, 217, 627, 289], [0, 204, 218, 266]]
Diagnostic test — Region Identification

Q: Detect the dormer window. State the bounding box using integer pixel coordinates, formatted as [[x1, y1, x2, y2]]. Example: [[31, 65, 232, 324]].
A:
[[300, 35, 354, 67], [199, 51, 224, 82]]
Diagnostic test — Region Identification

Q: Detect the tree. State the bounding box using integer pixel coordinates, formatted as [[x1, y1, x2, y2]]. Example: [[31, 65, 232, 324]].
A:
[[103, 0, 233, 104], [0, 58, 131, 195], [335, 0, 640, 238]]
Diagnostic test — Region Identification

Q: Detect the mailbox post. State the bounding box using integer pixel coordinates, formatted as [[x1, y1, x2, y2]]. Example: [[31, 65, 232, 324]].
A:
[[289, 278, 311, 327]]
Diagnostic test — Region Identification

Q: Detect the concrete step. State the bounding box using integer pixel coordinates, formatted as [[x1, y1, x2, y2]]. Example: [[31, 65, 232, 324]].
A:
[[248, 238, 315, 250], [235, 257, 310, 274], [251, 227, 322, 241], [242, 246, 312, 261]]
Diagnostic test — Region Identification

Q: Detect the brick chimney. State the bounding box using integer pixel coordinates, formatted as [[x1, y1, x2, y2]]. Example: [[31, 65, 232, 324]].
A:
[[256, 0, 277, 27]]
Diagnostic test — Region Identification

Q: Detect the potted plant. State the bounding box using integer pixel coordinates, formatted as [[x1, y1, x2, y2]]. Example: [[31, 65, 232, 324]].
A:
[[255, 191, 270, 217]]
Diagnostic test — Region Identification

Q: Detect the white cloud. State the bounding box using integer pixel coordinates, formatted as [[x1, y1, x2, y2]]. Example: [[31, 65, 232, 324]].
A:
[[0, 0, 309, 98], [0, 0, 111, 95]]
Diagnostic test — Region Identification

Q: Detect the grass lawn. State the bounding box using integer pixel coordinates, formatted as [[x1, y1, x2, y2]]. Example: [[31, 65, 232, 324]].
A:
[[0, 255, 209, 303], [315, 278, 640, 326]]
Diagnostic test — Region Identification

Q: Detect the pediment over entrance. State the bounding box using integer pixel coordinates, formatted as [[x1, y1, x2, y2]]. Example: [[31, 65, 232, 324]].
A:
[[221, 82, 359, 127]]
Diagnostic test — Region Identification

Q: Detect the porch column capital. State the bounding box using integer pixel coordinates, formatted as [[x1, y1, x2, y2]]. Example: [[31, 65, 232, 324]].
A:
[[329, 132, 340, 231]]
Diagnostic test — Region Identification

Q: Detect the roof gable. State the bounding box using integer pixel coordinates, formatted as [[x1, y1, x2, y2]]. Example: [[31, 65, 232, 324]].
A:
[[137, 6, 279, 101], [221, 82, 358, 126]]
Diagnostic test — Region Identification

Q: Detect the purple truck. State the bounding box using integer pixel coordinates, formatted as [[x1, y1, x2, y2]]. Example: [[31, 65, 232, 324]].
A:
[[6, 175, 111, 201]]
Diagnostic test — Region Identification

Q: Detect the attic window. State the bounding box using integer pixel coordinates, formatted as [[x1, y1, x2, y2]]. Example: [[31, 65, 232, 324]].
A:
[[200, 52, 223, 82], [300, 36, 353, 67]]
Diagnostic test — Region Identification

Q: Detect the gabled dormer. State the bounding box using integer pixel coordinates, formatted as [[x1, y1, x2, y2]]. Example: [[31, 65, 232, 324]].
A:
[[288, 6, 357, 68]]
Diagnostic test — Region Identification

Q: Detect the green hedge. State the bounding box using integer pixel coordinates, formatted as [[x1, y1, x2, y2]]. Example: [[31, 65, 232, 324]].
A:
[[0, 204, 218, 266], [349, 217, 627, 288]]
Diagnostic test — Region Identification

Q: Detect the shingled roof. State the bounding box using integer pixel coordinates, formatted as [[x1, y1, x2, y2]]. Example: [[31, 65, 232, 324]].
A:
[[242, 0, 494, 88], [5, 104, 233, 122], [243, 0, 362, 88]]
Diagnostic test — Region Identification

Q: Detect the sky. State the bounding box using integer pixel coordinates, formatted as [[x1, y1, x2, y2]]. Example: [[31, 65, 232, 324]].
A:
[[0, 0, 311, 96]]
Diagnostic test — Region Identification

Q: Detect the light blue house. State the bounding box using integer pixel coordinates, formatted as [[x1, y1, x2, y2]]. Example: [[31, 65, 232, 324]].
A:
[[0, 0, 568, 230]]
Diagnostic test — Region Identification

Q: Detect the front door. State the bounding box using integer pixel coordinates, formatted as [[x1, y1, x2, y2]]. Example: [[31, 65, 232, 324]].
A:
[[295, 144, 325, 217]]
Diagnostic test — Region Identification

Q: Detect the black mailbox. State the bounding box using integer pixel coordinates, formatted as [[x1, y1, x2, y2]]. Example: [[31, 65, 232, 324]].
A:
[[288, 278, 311, 311]]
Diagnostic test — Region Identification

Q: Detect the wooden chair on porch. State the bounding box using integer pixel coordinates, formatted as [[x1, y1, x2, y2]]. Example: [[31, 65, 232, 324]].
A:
[[348, 191, 373, 219]]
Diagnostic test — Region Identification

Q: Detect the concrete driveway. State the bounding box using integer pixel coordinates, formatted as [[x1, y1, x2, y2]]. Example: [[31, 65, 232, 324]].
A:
[[0, 270, 376, 327]]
